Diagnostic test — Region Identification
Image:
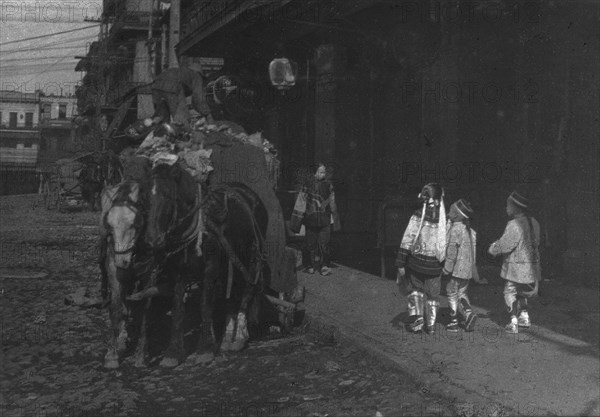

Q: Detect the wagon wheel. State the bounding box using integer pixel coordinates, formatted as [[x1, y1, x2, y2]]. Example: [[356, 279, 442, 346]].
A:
[[57, 184, 66, 213], [44, 176, 60, 210], [56, 169, 67, 212]]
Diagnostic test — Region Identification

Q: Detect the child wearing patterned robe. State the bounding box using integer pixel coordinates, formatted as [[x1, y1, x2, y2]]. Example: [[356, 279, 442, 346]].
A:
[[488, 191, 541, 334], [443, 199, 478, 332], [396, 183, 447, 334]]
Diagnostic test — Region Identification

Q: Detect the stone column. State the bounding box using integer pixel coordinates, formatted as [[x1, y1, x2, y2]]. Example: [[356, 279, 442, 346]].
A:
[[314, 44, 338, 164], [134, 41, 154, 119]]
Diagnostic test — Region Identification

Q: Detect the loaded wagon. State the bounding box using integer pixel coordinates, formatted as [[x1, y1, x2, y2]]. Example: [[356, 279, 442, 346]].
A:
[[123, 119, 301, 334]]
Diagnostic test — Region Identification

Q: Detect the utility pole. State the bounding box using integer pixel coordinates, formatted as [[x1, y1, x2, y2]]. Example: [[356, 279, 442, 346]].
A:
[[96, 23, 104, 151], [97, 20, 110, 151], [84, 17, 104, 151], [168, 0, 180, 68], [148, 0, 156, 77]]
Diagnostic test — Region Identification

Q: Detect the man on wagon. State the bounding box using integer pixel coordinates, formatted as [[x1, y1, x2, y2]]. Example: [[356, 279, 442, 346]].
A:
[[151, 62, 213, 129]]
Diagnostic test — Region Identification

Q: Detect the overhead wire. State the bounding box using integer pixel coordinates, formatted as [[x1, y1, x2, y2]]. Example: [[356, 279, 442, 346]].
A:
[[1, 54, 149, 66], [0, 32, 98, 78], [0, 21, 96, 89], [1, 54, 89, 64], [0, 24, 99, 47], [1, 43, 164, 69], [20, 55, 71, 85], [2, 44, 92, 56], [0, 65, 79, 73], [0, 35, 98, 56]]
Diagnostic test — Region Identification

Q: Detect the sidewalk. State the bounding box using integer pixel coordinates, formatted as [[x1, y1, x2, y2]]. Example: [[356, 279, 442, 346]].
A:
[[299, 264, 600, 416]]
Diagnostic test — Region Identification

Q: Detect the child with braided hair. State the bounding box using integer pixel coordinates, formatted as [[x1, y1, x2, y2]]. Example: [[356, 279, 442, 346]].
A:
[[488, 191, 541, 334], [443, 198, 481, 332]]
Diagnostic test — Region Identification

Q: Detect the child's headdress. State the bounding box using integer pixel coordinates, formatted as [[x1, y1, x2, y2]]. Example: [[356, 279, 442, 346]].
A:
[[414, 182, 447, 262], [418, 183, 444, 204]]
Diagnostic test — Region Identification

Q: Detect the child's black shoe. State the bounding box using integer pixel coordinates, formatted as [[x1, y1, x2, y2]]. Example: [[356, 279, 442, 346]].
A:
[[407, 316, 424, 333], [464, 311, 477, 332], [447, 319, 459, 333]]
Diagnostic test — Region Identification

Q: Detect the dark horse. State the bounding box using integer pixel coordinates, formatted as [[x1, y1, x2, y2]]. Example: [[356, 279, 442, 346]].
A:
[[145, 161, 268, 367]]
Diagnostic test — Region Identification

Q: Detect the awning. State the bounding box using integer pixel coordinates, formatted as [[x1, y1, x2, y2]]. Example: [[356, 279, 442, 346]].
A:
[[176, 0, 384, 56], [0, 91, 39, 103], [41, 121, 72, 131], [176, 0, 287, 56], [0, 147, 39, 168], [0, 130, 40, 141]]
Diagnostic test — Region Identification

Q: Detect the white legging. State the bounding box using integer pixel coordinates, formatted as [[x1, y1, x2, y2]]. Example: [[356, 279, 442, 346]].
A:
[[503, 280, 532, 315], [446, 277, 472, 318]]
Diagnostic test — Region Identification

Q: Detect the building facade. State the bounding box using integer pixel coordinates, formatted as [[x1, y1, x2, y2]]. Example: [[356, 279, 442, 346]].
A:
[[174, 0, 600, 282], [0, 92, 79, 194], [0, 91, 41, 194], [39, 96, 78, 164], [76, 0, 173, 145], [0, 90, 40, 142], [77, 0, 599, 282]]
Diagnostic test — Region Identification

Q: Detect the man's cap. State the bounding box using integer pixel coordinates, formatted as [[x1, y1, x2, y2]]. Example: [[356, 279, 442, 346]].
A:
[[452, 198, 474, 219]]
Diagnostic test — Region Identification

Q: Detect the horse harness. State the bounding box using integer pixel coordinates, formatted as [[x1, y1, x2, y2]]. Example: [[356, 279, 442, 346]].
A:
[[201, 186, 267, 287], [145, 179, 267, 289], [161, 194, 203, 259], [103, 182, 145, 256]]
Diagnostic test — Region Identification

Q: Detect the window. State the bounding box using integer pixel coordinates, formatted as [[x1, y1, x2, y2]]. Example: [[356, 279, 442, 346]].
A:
[[42, 103, 51, 119], [9, 112, 17, 128], [25, 112, 33, 128], [58, 103, 67, 119]]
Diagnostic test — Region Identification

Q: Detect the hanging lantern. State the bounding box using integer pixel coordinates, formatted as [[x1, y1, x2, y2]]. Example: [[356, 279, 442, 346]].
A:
[[269, 58, 298, 90]]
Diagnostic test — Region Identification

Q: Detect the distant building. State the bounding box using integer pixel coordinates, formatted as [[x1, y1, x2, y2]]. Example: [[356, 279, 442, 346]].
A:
[[0, 92, 78, 194], [76, 0, 156, 135], [0, 91, 41, 167], [0, 90, 41, 194], [39, 95, 78, 164]]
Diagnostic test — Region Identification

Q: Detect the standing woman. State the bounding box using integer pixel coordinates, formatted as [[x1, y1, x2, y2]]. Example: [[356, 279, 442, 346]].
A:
[[301, 163, 341, 276]]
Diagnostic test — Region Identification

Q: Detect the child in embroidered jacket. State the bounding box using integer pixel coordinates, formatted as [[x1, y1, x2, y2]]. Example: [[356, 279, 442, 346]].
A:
[[397, 183, 448, 334], [443, 198, 479, 332], [488, 191, 541, 334]]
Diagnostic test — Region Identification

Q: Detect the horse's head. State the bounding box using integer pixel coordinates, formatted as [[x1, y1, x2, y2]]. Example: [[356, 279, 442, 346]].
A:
[[102, 181, 144, 269], [145, 163, 180, 250]]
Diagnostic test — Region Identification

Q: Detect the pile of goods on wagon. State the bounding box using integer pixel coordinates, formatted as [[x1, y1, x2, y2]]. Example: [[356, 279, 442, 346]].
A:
[[122, 116, 279, 187], [123, 118, 291, 263]]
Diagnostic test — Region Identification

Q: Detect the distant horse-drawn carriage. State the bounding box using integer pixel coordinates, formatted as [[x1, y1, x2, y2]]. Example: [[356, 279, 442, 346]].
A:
[[41, 151, 122, 211]]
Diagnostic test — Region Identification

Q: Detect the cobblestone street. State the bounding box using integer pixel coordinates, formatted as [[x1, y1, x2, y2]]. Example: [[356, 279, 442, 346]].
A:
[[1, 195, 452, 417]]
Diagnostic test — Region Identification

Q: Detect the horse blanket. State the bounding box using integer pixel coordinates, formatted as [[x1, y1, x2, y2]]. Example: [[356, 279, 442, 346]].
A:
[[206, 137, 293, 293]]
